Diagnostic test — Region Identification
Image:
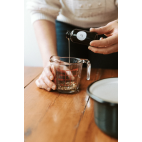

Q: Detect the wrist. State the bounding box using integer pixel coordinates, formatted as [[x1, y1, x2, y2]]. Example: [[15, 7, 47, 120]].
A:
[[43, 54, 57, 68]]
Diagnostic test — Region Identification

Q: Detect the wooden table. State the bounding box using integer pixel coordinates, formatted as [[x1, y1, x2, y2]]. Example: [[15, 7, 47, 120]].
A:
[[24, 66, 118, 142]]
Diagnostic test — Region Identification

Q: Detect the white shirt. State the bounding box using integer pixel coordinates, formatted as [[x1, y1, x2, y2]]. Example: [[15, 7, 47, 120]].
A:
[[27, 0, 118, 28]]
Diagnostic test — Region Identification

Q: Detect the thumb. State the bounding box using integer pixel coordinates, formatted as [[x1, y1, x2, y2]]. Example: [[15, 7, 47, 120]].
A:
[[90, 24, 111, 35]]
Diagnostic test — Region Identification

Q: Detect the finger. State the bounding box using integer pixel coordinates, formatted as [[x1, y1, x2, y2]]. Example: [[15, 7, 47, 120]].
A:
[[88, 44, 118, 54], [43, 66, 54, 81], [90, 24, 112, 35], [50, 64, 56, 76], [59, 65, 75, 80], [35, 78, 51, 91], [90, 34, 118, 47], [63, 66, 75, 80], [41, 71, 56, 90], [66, 70, 75, 80], [53, 62, 75, 80], [50, 65, 56, 84]]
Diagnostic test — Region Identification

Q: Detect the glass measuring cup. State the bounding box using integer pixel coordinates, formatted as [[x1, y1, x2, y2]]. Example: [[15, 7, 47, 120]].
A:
[[50, 56, 91, 93]]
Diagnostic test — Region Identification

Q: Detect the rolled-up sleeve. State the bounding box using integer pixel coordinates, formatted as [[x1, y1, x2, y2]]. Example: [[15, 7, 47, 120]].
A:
[[27, 0, 61, 24]]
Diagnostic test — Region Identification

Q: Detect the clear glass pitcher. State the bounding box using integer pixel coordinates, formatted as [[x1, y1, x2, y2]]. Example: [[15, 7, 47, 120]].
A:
[[50, 56, 91, 93]]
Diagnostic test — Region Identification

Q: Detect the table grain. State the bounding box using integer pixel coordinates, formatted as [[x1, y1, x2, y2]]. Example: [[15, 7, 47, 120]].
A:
[[24, 67, 118, 142]]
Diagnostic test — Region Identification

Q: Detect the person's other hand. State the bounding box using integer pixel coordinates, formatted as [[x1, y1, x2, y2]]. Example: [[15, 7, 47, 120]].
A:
[[88, 20, 118, 54], [35, 64, 56, 91]]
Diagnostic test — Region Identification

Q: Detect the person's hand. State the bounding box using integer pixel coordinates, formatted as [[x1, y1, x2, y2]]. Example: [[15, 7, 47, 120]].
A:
[[35, 62, 75, 91], [88, 20, 118, 54], [35, 64, 56, 91]]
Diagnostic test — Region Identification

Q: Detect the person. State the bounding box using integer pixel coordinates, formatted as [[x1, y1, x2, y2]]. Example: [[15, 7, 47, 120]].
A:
[[27, 0, 118, 91]]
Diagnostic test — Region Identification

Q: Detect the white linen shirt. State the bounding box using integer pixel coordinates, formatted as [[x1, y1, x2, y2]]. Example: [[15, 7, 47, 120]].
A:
[[27, 0, 118, 28]]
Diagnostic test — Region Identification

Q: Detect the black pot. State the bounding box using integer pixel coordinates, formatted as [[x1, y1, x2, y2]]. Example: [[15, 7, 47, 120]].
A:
[[87, 78, 118, 139]]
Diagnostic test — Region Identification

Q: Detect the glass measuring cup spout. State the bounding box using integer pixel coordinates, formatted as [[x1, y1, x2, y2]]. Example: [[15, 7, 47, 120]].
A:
[[80, 59, 91, 80]]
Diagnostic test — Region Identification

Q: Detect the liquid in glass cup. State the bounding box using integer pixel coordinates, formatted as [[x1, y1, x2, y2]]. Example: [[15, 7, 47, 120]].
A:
[[50, 56, 91, 93]]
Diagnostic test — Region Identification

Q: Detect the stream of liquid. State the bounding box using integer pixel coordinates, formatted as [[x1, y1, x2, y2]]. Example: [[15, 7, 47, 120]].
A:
[[68, 38, 70, 63]]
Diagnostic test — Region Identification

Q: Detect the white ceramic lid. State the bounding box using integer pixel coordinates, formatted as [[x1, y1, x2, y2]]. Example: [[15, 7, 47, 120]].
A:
[[88, 78, 118, 104]]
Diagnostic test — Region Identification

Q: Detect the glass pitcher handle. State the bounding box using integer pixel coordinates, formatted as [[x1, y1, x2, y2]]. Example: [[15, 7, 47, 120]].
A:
[[82, 59, 91, 80]]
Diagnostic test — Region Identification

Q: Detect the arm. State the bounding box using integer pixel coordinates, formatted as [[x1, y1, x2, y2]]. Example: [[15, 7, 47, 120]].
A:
[[33, 20, 57, 91], [33, 20, 57, 67], [27, 0, 61, 91]]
